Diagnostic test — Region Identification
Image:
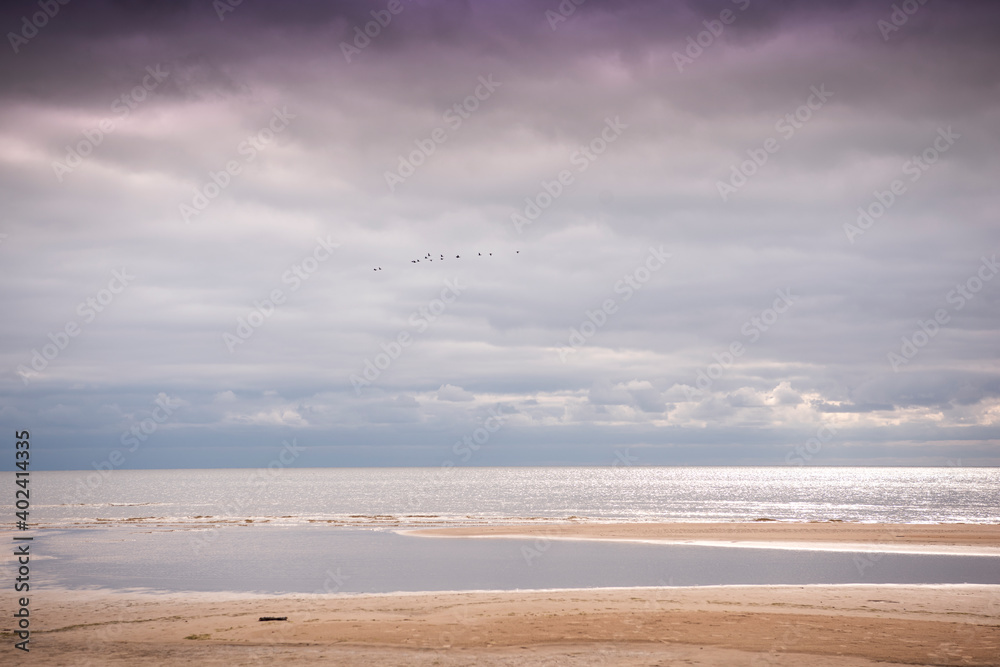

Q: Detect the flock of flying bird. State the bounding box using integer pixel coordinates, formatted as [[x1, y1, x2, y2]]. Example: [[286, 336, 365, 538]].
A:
[[373, 250, 518, 270]]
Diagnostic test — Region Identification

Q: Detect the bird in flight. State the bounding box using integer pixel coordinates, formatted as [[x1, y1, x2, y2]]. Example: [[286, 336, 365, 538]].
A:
[[386, 250, 520, 270]]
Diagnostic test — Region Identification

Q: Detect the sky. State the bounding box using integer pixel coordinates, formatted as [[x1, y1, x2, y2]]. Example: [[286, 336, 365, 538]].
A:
[[1, 0, 999, 470]]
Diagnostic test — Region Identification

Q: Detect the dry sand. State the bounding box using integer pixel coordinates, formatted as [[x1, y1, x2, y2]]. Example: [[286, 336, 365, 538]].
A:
[[8, 584, 999, 666], [6, 522, 999, 665]]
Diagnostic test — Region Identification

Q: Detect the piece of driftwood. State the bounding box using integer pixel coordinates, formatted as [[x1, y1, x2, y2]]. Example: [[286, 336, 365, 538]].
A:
[[258, 616, 288, 621]]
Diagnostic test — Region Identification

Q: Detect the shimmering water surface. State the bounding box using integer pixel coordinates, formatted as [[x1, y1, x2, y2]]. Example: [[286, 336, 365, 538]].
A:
[[3, 467, 998, 593], [15, 466, 1000, 528]]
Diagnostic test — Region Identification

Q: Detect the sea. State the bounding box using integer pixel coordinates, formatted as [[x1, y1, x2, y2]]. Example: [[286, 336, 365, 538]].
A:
[[21, 466, 1000, 528], [3, 467, 999, 594]]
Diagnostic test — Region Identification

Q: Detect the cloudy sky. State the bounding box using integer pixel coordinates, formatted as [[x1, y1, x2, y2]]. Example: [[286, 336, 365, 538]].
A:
[[2, 0, 999, 470]]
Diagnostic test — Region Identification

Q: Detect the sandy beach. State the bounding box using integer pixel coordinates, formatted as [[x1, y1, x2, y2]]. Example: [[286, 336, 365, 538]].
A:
[[10, 584, 998, 666], [407, 521, 1000, 555], [6, 522, 998, 665]]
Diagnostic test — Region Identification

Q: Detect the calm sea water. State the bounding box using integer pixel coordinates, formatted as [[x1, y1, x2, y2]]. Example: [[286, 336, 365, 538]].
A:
[[3, 467, 998, 593], [13, 466, 1000, 529], [23, 527, 1000, 594]]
